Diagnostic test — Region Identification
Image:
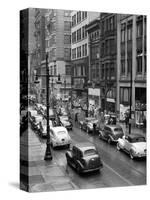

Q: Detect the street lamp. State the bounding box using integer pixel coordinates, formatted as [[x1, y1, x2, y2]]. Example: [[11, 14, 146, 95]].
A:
[[44, 53, 52, 160]]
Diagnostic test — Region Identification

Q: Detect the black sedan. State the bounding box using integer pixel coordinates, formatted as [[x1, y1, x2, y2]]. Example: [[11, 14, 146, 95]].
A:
[[66, 142, 103, 174]]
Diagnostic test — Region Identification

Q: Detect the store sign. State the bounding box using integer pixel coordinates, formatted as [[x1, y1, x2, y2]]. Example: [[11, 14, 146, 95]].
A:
[[106, 98, 115, 103], [88, 88, 100, 96]]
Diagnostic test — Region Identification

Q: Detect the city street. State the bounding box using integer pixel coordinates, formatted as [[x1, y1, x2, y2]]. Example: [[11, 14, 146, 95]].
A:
[[29, 121, 146, 191]]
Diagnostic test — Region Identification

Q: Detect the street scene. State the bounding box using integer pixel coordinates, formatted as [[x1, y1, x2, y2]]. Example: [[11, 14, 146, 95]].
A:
[[20, 8, 147, 192]]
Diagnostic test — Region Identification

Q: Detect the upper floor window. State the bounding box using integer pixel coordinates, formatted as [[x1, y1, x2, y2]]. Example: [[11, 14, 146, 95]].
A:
[[72, 14, 76, 27], [121, 59, 125, 75], [65, 65, 71, 75], [137, 19, 143, 38], [77, 28, 81, 41], [136, 55, 142, 74], [64, 35, 71, 44], [64, 21, 71, 31], [77, 11, 81, 23]]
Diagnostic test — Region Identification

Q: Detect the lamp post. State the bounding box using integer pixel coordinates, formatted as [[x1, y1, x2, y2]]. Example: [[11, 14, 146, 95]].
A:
[[44, 53, 52, 161], [129, 61, 133, 135]]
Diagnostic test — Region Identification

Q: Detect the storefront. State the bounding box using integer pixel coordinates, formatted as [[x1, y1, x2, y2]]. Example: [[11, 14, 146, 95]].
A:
[[88, 88, 100, 110]]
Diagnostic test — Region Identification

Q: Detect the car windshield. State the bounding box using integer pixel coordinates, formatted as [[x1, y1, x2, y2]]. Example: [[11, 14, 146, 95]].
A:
[[84, 149, 97, 156], [114, 128, 123, 132]]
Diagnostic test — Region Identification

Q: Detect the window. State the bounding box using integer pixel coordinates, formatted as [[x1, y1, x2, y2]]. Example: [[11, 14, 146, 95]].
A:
[[65, 65, 71, 75], [64, 21, 71, 31], [72, 31, 76, 43], [82, 44, 85, 57], [64, 35, 71, 44], [137, 55, 142, 74], [82, 11, 87, 20], [77, 28, 81, 41], [144, 55, 146, 73], [120, 87, 130, 104], [72, 15, 76, 27], [127, 58, 132, 74], [110, 17, 114, 30], [121, 23, 126, 43], [82, 26, 86, 39], [127, 25, 132, 41], [85, 44, 87, 56], [77, 11, 81, 23], [121, 59, 125, 75], [101, 64, 104, 79], [137, 20, 143, 38], [64, 48, 71, 60], [77, 46, 81, 58], [72, 48, 76, 59]]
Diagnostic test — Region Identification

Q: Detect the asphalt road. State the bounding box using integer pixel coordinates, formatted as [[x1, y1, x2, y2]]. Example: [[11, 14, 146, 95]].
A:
[[39, 123, 146, 189]]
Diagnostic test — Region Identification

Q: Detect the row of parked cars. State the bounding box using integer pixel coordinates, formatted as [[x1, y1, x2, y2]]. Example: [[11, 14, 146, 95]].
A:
[[79, 116, 147, 160]]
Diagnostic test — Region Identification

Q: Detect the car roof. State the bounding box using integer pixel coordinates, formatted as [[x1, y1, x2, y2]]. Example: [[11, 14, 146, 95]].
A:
[[73, 142, 96, 151], [50, 126, 67, 132], [105, 124, 121, 129]]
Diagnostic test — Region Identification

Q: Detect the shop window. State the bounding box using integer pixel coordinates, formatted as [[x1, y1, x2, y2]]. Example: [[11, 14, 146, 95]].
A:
[[136, 56, 142, 74]]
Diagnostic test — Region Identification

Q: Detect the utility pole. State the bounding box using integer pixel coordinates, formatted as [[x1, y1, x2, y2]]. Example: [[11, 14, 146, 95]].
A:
[[44, 53, 52, 160]]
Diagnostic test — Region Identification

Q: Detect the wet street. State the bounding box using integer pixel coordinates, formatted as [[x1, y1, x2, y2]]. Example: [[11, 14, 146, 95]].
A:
[[38, 123, 146, 189]]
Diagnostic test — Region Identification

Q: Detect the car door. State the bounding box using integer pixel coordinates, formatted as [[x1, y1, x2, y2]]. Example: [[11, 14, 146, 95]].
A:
[[50, 129, 55, 144], [103, 126, 109, 139]]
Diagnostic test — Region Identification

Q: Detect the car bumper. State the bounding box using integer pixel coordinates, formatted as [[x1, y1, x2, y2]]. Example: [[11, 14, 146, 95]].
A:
[[53, 141, 70, 147], [82, 165, 103, 173], [133, 153, 146, 158]]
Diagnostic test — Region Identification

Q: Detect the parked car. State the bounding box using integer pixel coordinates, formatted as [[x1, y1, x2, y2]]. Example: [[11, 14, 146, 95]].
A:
[[66, 142, 103, 174], [99, 124, 124, 144], [39, 119, 54, 138], [80, 117, 99, 133], [50, 126, 71, 148], [117, 134, 146, 159], [59, 116, 73, 130]]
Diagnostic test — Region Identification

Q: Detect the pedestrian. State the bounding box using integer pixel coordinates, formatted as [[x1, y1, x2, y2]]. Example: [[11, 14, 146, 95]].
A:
[[125, 114, 129, 128], [93, 123, 96, 134]]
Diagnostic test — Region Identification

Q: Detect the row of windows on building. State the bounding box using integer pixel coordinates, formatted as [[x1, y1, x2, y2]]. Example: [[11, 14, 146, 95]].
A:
[[72, 44, 87, 59], [47, 21, 71, 34], [48, 48, 71, 61], [72, 11, 87, 27], [121, 17, 146, 43], [89, 30, 100, 41], [101, 38, 116, 57], [72, 25, 87, 43], [101, 63, 115, 80], [121, 55, 146, 75], [101, 15, 116, 36], [46, 34, 71, 48], [49, 65, 71, 76]]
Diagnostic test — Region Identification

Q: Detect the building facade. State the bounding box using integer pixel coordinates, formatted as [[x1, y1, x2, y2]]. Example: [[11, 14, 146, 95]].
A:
[[117, 14, 147, 125], [45, 9, 72, 101], [100, 13, 118, 113], [71, 11, 100, 111], [86, 17, 101, 110]]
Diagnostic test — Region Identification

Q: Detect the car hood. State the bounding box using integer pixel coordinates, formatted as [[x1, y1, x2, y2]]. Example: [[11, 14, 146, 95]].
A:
[[132, 142, 146, 151]]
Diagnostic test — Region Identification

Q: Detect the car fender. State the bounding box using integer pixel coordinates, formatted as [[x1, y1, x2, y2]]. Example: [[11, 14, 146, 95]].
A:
[[76, 160, 84, 169], [118, 138, 124, 148]]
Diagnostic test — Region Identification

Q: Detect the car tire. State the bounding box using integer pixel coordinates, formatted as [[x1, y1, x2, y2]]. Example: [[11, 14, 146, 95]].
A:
[[130, 150, 134, 159], [117, 143, 121, 151]]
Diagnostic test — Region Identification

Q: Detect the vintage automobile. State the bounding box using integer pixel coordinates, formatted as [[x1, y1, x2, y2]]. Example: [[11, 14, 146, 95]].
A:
[[117, 134, 146, 159], [59, 116, 73, 130], [39, 119, 54, 138], [99, 124, 124, 144], [80, 117, 99, 133], [50, 126, 71, 148], [66, 142, 103, 174]]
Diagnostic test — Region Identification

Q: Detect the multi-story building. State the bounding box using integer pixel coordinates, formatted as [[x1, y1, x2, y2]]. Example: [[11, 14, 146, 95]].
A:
[[45, 9, 72, 101], [100, 13, 118, 113], [71, 11, 100, 105], [117, 14, 147, 125], [34, 8, 46, 103], [86, 17, 101, 109]]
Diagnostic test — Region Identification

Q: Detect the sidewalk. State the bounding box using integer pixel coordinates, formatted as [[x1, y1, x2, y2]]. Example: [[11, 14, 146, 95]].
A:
[[119, 122, 146, 136], [20, 127, 78, 192]]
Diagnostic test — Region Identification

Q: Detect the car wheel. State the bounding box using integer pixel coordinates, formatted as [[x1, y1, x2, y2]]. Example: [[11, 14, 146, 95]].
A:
[[117, 143, 121, 151], [130, 150, 134, 159]]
